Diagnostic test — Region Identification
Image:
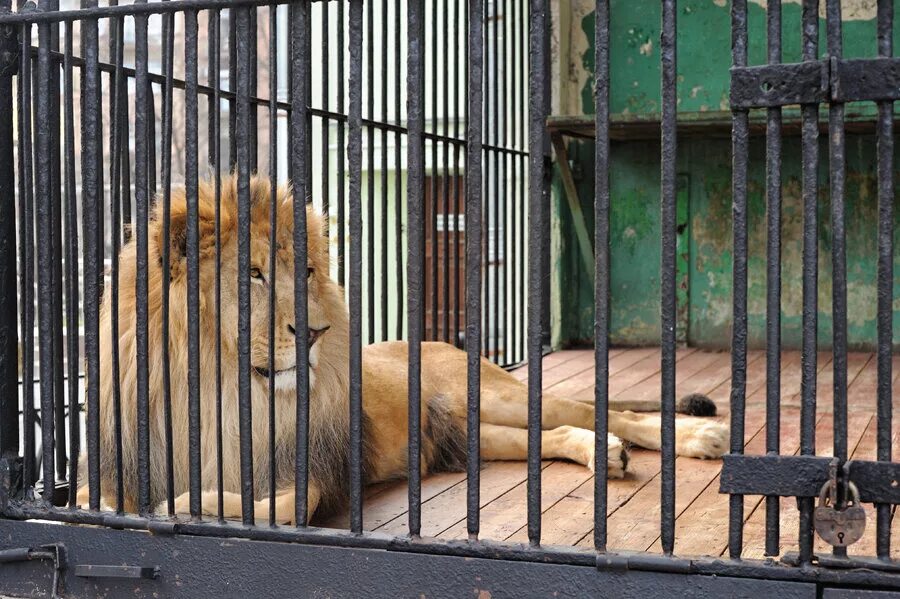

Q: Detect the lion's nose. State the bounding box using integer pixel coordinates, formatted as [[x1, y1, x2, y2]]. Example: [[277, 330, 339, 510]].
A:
[[308, 326, 330, 349]]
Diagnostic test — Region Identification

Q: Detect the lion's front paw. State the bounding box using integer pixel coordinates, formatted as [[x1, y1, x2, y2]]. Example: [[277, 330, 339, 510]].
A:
[[604, 433, 629, 479], [675, 418, 729, 459], [569, 427, 628, 479], [158, 491, 220, 518]]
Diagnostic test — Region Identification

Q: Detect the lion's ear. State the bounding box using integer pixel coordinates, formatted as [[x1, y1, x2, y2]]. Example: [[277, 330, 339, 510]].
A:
[[154, 189, 218, 270]]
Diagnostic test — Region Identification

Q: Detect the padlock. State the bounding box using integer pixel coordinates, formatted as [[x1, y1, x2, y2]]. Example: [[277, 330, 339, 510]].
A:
[[813, 479, 866, 547]]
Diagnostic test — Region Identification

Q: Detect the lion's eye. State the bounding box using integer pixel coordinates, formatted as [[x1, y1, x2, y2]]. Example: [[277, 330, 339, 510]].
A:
[[307, 267, 314, 279], [249, 267, 264, 281]]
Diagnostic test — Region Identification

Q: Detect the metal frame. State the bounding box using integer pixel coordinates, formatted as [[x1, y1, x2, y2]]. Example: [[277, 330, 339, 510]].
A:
[[0, 0, 899, 597]]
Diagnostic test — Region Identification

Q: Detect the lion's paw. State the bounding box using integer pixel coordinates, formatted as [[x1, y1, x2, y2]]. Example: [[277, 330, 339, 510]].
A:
[[675, 418, 729, 459]]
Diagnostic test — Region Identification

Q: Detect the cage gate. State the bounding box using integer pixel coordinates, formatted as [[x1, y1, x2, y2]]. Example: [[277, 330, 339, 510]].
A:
[[0, 1, 898, 598]]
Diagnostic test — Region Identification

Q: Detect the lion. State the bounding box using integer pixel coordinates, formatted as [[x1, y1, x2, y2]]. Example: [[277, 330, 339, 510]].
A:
[[77, 175, 728, 524]]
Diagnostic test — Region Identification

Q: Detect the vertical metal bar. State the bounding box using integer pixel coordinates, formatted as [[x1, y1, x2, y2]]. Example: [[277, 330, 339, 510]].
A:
[[366, 0, 375, 346], [62, 20, 79, 509], [236, 5, 256, 526], [18, 17, 35, 493], [490, 0, 499, 362], [507, 0, 516, 362], [185, 8, 203, 520], [160, 0, 176, 516], [659, 0, 678, 556], [518, 5, 526, 364], [468, 0, 485, 542], [337, 0, 346, 288], [430, 0, 439, 344], [764, 0, 782, 558], [593, 0, 610, 553], [875, 0, 893, 561], [798, 0, 819, 565], [380, 0, 389, 343], [482, 0, 490, 358], [526, 0, 545, 546], [451, 0, 461, 348], [441, 0, 450, 345], [134, 0, 152, 516], [728, 0, 749, 560], [407, 0, 425, 538], [825, 7, 847, 560], [0, 0, 18, 467], [394, 0, 404, 341], [347, 0, 364, 534], [267, 1, 278, 528], [291, 0, 311, 528], [35, 0, 56, 504], [321, 1, 330, 231], [108, 9, 125, 514], [249, 8, 258, 172], [48, 1, 65, 488], [210, 8, 225, 523]]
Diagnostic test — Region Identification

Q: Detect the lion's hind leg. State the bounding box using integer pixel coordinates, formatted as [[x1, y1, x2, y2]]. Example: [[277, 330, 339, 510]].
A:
[[480, 423, 628, 478]]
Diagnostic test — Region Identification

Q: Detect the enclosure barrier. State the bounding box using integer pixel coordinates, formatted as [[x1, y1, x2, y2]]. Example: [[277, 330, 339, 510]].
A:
[[0, 0, 898, 597]]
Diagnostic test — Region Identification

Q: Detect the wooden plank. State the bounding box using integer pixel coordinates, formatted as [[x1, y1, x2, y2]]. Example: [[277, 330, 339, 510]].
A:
[[649, 407, 801, 556], [436, 461, 595, 541], [510, 349, 594, 382], [317, 469, 474, 531], [375, 461, 553, 538], [674, 351, 741, 400], [705, 350, 787, 407], [567, 348, 699, 402], [590, 409, 767, 552], [504, 448, 663, 546], [551, 347, 663, 399], [606, 350, 725, 407]]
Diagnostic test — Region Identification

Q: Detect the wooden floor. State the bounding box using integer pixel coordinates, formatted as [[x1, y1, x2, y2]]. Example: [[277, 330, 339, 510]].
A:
[[320, 347, 900, 559]]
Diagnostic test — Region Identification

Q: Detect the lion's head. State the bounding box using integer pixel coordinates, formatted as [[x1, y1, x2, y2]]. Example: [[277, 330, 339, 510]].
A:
[[94, 175, 350, 511], [155, 175, 348, 393]]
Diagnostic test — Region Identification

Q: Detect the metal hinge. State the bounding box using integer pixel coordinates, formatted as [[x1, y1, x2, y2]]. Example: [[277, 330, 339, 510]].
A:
[[0, 543, 65, 599], [720, 454, 900, 504], [730, 56, 900, 109]]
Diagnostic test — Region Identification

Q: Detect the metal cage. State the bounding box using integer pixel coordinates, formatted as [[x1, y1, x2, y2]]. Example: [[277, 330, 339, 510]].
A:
[[0, 0, 899, 597]]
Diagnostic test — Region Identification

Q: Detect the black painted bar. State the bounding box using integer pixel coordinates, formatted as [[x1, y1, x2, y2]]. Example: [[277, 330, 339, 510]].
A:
[[160, 0, 176, 516], [593, 0, 610, 553], [184, 8, 203, 520], [526, 0, 546, 547], [134, 0, 152, 517], [0, 0, 18, 469], [35, 0, 56, 505], [729, 0, 749, 560], [290, 0, 311, 528], [659, 0, 677, 556], [875, 0, 894, 560], [407, 0, 425, 538], [108, 9, 125, 514], [467, 0, 484, 541], [61, 20, 79, 508], [235, 5, 256, 526], [267, 2, 279, 528], [798, 0, 819, 566], [347, 0, 364, 534], [764, 0, 782, 558], [18, 16, 35, 494]]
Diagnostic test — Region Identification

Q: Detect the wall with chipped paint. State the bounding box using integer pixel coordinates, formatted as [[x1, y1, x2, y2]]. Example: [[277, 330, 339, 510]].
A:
[[552, 0, 900, 350]]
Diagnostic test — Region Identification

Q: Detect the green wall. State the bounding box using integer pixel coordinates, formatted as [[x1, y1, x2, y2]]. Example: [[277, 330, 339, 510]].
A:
[[556, 0, 900, 350]]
